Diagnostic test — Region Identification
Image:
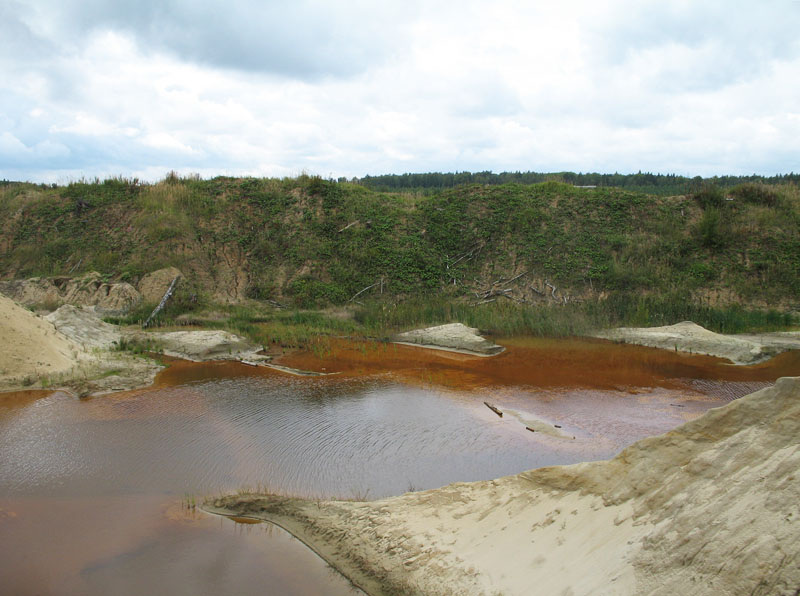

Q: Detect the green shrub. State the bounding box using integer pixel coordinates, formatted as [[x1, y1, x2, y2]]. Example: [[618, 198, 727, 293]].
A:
[[728, 183, 781, 207], [696, 208, 726, 248], [692, 185, 725, 209], [288, 276, 347, 307]]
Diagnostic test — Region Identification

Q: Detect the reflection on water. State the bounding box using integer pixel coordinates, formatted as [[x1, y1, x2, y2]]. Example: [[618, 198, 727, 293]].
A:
[[0, 495, 360, 596], [1, 338, 797, 595]]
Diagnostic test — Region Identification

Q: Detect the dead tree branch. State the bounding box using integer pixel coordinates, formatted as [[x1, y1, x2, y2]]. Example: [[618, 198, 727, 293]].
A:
[[348, 280, 380, 303], [338, 221, 359, 233], [143, 276, 180, 328]]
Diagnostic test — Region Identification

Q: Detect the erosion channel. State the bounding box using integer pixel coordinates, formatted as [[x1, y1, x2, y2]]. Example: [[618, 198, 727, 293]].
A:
[[1, 338, 798, 595]]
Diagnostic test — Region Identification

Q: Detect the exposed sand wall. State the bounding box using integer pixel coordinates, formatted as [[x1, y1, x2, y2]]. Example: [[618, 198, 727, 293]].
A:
[[0, 272, 142, 314], [207, 377, 800, 596]]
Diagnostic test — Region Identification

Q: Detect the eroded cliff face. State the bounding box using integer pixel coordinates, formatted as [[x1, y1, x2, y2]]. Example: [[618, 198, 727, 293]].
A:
[[208, 377, 800, 596], [0, 272, 142, 314]]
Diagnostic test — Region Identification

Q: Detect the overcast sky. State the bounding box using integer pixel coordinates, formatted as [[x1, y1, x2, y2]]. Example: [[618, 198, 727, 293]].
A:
[[2, 0, 799, 182]]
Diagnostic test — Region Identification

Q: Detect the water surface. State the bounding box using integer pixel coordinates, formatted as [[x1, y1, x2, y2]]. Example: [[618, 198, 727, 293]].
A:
[[1, 338, 797, 595]]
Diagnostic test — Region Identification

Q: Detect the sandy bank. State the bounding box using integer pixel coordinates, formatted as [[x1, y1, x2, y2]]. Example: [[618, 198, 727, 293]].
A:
[[0, 296, 264, 395], [592, 321, 800, 364], [393, 323, 504, 356], [206, 377, 800, 596], [0, 295, 161, 395]]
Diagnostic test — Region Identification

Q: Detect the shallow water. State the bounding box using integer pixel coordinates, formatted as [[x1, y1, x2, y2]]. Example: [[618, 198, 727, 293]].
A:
[[1, 338, 797, 595]]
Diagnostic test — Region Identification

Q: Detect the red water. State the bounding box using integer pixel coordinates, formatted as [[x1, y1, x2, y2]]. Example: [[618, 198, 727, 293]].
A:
[[0, 338, 797, 596]]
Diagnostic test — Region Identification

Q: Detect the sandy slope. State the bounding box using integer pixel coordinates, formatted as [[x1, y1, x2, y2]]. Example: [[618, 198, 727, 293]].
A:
[[0, 293, 84, 387], [207, 377, 800, 596], [0, 295, 162, 395]]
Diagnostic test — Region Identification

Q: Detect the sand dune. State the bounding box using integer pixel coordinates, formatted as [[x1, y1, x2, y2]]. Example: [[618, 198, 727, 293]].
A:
[[207, 376, 800, 596], [0, 293, 85, 388]]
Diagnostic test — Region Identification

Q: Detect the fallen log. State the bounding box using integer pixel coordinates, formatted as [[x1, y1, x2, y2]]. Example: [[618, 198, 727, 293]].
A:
[[484, 402, 503, 417], [142, 276, 180, 329]]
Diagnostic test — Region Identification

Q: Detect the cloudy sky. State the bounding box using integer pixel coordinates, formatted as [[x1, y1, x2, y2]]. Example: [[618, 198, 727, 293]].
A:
[[2, 0, 799, 182]]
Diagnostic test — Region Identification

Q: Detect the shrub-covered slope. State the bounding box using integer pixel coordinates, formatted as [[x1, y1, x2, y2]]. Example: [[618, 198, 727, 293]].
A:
[[1, 176, 798, 312]]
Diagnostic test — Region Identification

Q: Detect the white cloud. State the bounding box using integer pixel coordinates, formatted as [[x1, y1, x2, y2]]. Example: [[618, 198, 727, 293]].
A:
[[1, 0, 799, 182]]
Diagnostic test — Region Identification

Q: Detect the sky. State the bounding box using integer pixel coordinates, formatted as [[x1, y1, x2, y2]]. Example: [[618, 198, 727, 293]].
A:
[[1, 0, 799, 183]]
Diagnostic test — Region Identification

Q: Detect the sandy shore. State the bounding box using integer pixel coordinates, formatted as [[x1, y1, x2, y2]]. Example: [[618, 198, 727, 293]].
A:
[[0, 295, 263, 396], [206, 377, 800, 596], [593, 320, 800, 364]]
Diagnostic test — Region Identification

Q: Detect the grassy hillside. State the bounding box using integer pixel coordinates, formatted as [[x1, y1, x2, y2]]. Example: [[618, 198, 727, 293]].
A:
[[1, 175, 798, 338]]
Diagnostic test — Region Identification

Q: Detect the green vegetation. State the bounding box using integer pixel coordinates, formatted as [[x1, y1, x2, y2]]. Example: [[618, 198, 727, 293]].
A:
[[114, 336, 163, 355], [1, 174, 798, 346], [356, 170, 800, 196]]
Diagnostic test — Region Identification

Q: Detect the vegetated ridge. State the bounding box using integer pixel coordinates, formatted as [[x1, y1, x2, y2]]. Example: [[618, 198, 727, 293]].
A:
[[1, 175, 798, 338]]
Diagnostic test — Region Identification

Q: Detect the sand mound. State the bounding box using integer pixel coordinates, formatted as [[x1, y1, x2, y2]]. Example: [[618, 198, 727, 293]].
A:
[[208, 377, 800, 596], [393, 323, 504, 356], [127, 329, 262, 362], [0, 294, 84, 388], [592, 321, 787, 364], [137, 267, 183, 303]]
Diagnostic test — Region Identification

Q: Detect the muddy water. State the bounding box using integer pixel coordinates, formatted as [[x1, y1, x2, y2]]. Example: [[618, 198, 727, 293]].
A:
[[1, 339, 797, 595]]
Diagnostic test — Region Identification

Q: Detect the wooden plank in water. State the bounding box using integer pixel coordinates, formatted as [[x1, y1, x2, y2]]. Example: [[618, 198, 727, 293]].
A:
[[483, 401, 503, 417]]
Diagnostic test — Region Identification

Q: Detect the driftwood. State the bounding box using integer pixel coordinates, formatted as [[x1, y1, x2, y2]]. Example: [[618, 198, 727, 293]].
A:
[[472, 271, 529, 305], [446, 242, 483, 271], [142, 276, 180, 329], [484, 402, 503, 417]]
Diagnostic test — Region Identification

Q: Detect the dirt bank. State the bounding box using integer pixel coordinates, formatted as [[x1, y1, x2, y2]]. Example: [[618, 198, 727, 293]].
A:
[[206, 377, 800, 596], [593, 321, 800, 364]]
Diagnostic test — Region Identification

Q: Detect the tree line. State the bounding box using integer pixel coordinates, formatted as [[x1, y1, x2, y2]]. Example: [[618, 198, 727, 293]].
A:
[[350, 171, 800, 196]]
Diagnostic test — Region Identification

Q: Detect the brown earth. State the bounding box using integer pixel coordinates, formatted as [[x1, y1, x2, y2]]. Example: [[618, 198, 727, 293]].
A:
[[136, 266, 183, 303]]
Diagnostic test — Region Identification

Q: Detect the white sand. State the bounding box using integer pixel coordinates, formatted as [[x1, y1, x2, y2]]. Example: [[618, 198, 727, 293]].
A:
[[0, 293, 160, 395], [0, 293, 85, 387]]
